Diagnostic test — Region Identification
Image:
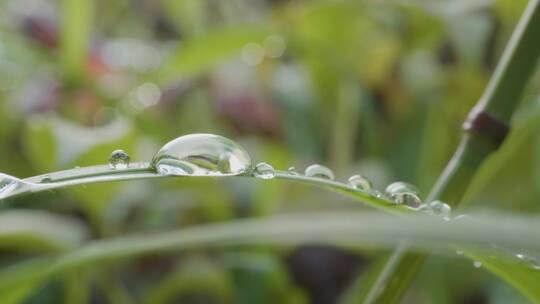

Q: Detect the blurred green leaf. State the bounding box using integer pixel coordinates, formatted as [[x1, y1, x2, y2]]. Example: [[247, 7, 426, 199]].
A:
[[60, 0, 94, 79], [144, 257, 232, 304], [2, 211, 540, 301], [225, 252, 302, 304], [156, 27, 268, 84], [0, 210, 88, 252]]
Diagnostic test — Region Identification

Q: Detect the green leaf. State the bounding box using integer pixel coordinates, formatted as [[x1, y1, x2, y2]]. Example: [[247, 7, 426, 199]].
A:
[[1, 211, 540, 301], [468, 251, 540, 303], [0, 210, 88, 252], [462, 108, 540, 211]]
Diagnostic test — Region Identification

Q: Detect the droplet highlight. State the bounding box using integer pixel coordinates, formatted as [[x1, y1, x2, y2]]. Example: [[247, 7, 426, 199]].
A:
[[109, 149, 130, 169], [473, 261, 482, 268], [515, 252, 540, 270], [304, 164, 334, 180], [254, 162, 276, 180], [385, 182, 421, 207], [151, 134, 252, 176], [348, 174, 372, 191], [287, 166, 299, 175]]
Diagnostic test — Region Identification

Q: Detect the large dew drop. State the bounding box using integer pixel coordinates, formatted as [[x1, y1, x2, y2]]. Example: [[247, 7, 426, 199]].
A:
[[0, 173, 31, 200], [385, 182, 421, 207], [304, 164, 334, 180], [151, 134, 252, 176]]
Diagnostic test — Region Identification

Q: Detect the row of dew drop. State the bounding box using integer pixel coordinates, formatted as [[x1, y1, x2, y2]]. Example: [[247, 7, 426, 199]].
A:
[[254, 161, 451, 219], [106, 134, 452, 218], [3, 133, 539, 271]]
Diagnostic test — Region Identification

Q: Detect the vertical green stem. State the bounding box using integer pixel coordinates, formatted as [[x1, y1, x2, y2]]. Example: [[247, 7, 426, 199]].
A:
[[362, 0, 540, 302], [330, 79, 361, 174]]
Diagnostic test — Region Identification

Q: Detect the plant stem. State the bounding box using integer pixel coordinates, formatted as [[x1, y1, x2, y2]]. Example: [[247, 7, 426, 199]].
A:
[[363, 0, 540, 302]]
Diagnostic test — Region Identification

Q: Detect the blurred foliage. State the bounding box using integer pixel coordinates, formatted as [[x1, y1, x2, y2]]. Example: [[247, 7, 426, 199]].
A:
[[0, 0, 539, 303]]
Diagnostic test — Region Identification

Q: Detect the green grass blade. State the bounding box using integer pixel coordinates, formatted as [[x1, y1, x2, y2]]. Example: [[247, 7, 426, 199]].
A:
[[361, 0, 540, 301], [1, 212, 540, 300]]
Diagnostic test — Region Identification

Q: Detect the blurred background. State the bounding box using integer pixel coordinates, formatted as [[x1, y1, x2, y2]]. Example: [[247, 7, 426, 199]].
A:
[[1, 0, 540, 303]]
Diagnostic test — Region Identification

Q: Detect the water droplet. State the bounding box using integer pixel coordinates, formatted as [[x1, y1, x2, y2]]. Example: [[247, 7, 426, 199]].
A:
[[385, 182, 421, 207], [473, 261, 482, 268], [417, 203, 434, 215], [254, 162, 275, 179], [151, 134, 252, 176], [429, 200, 452, 218], [454, 214, 468, 221], [0, 173, 30, 200], [41, 175, 53, 183], [287, 166, 299, 175], [304, 164, 334, 180], [109, 149, 130, 169], [348, 174, 372, 191], [371, 190, 384, 199], [456, 250, 464, 255]]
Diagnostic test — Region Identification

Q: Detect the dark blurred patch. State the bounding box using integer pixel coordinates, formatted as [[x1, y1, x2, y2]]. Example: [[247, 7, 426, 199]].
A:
[[286, 245, 365, 304], [132, 253, 181, 283], [461, 290, 488, 304], [438, 40, 458, 67], [23, 279, 63, 304], [216, 95, 282, 137], [20, 16, 58, 49], [153, 14, 181, 40]]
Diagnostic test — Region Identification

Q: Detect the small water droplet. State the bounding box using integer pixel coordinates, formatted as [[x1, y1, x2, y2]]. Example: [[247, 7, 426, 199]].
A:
[[473, 261, 482, 268], [417, 203, 434, 215], [287, 166, 299, 175], [0, 173, 30, 200], [454, 214, 468, 221], [371, 190, 384, 199], [385, 182, 421, 207], [151, 134, 252, 176], [348, 174, 372, 191], [429, 200, 452, 218], [41, 175, 53, 183], [456, 250, 464, 255], [109, 149, 130, 169], [254, 162, 275, 179], [304, 164, 334, 180]]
